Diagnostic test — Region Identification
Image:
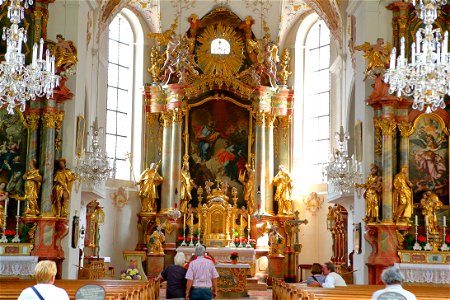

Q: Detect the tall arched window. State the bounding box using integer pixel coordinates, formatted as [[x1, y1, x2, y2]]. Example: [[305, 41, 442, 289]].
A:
[[106, 11, 143, 181], [293, 16, 331, 190]]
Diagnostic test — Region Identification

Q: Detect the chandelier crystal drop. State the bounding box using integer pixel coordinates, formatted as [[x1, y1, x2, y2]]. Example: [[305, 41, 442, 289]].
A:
[[75, 119, 112, 188], [384, 0, 449, 113], [0, 0, 60, 114], [323, 126, 362, 194]]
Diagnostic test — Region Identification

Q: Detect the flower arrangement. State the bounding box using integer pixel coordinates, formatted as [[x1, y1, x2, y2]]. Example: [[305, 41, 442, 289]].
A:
[[232, 238, 256, 248], [3, 229, 16, 242], [230, 251, 239, 261], [120, 260, 142, 280], [446, 235, 450, 246]]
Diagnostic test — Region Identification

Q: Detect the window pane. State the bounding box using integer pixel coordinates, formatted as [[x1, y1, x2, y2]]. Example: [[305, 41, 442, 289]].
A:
[[106, 134, 117, 157], [108, 65, 118, 87], [117, 89, 129, 112], [107, 89, 118, 110], [319, 47, 330, 69], [109, 41, 119, 64], [118, 66, 131, 90], [109, 19, 120, 41], [114, 159, 129, 181], [115, 136, 129, 159], [116, 112, 129, 136], [119, 43, 132, 66], [106, 110, 117, 134], [318, 116, 330, 140], [317, 92, 330, 116]]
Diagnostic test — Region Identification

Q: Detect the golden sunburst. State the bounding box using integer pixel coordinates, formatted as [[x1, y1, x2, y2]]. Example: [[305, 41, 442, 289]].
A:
[[197, 23, 244, 77]]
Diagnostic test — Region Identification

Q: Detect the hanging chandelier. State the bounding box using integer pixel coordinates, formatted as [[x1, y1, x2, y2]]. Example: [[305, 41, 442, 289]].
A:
[[384, 0, 449, 113], [323, 126, 362, 194], [0, 0, 59, 114], [75, 118, 112, 188]]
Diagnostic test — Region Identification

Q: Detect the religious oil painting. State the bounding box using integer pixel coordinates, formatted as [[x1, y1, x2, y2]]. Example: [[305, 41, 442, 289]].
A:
[[188, 98, 251, 203], [409, 113, 449, 205], [0, 108, 27, 200]]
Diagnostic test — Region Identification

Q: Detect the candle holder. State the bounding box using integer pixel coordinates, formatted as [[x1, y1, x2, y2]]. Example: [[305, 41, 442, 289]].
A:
[[440, 224, 448, 251], [238, 237, 243, 248], [11, 200, 21, 243], [424, 229, 433, 251], [0, 198, 8, 243], [245, 230, 252, 248], [412, 223, 422, 251]]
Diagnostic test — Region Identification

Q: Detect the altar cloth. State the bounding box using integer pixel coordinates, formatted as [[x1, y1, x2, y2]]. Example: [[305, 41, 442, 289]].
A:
[[395, 263, 450, 284], [0, 255, 38, 276]]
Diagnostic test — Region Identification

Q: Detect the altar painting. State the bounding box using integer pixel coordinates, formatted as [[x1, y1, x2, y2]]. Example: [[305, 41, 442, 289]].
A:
[[188, 98, 250, 202], [409, 114, 449, 204]]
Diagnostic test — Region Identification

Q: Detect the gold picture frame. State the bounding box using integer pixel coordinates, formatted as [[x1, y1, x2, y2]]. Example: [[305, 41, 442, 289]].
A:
[[354, 120, 362, 162], [76, 115, 86, 158]]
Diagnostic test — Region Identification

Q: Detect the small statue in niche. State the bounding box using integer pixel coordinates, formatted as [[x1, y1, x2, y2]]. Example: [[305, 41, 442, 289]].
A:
[[180, 161, 196, 213], [238, 163, 255, 214], [138, 162, 163, 213], [393, 166, 414, 223], [23, 159, 42, 217], [268, 223, 284, 256], [354, 38, 392, 80], [420, 191, 443, 234], [273, 165, 293, 215], [148, 225, 165, 254], [356, 164, 382, 223], [52, 158, 75, 218]]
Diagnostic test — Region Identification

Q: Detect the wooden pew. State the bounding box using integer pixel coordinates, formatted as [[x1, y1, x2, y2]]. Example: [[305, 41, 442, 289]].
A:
[[0, 278, 159, 300]]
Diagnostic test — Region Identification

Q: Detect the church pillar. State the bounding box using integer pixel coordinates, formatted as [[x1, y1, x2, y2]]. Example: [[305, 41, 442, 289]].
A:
[[39, 103, 58, 216], [144, 113, 160, 165], [168, 109, 183, 211], [264, 113, 275, 215], [54, 109, 65, 160], [373, 111, 383, 171], [24, 112, 41, 166], [277, 116, 291, 167], [160, 111, 174, 212], [396, 106, 412, 168], [386, 2, 413, 50], [254, 111, 266, 213], [378, 116, 397, 223]]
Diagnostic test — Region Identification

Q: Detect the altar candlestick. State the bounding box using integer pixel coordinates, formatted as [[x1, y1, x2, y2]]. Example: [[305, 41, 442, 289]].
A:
[[444, 216, 446, 226], [198, 213, 201, 241], [415, 215, 418, 226], [16, 199, 20, 216], [240, 215, 243, 238], [183, 213, 186, 232], [248, 213, 250, 232], [425, 215, 429, 227]]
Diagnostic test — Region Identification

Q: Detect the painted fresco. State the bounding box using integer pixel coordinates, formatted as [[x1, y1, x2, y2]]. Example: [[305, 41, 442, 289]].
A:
[[188, 99, 250, 202], [409, 114, 449, 204]]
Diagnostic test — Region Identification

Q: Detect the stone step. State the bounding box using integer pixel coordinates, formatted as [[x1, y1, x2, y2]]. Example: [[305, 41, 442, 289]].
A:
[[246, 278, 267, 291]]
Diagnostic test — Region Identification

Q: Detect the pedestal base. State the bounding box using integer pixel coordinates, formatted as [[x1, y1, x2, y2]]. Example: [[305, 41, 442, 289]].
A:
[[123, 250, 147, 281], [147, 253, 165, 277], [267, 255, 285, 286]]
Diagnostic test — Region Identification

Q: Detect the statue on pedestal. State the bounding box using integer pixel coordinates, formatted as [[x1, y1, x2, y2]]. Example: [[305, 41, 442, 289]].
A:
[[393, 166, 413, 222], [180, 161, 196, 213], [356, 164, 382, 223], [52, 158, 75, 218], [273, 165, 293, 215], [420, 191, 443, 234], [139, 162, 163, 213], [238, 163, 255, 214], [269, 224, 284, 256], [23, 159, 42, 217]]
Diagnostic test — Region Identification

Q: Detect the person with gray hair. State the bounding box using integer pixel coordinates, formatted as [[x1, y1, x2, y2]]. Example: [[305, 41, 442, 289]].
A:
[[371, 266, 417, 300], [185, 244, 219, 299], [157, 252, 187, 299]]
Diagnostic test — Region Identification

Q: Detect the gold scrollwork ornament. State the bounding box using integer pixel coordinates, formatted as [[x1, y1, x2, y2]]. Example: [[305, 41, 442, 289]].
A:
[[25, 113, 40, 130]]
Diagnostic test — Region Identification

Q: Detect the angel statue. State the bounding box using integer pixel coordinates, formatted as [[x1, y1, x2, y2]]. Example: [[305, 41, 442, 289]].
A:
[[354, 38, 392, 80], [47, 34, 78, 74]]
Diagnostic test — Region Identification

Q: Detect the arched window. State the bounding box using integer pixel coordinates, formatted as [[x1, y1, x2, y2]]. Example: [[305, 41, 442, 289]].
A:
[[106, 10, 143, 181], [293, 16, 331, 189]]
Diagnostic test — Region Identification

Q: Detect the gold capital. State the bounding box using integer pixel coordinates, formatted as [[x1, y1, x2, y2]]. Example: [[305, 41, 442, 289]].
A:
[[253, 111, 265, 126], [278, 115, 291, 144], [161, 111, 174, 127], [378, 118, 397, 136], [264, 113, 276, 127], [373, 118, 382, 155], [42, 112, 58, 128], [173, 109, 184, 124], [25, 113, 40, 130], [397, 121, 412, 137]]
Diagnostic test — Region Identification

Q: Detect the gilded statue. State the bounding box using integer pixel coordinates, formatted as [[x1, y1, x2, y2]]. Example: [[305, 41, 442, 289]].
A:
[[0, 182, 8, 231], [148, 46, 161, 83], [420, 191, 443, 234], [139, 162, 163, 213], [277, 48, 291, 86], [88, 201, 105, 249], [269, 224, 284, 256], [148, 225, 165, 254], [238, 163, 255, 214], [354, 38, 392, 80], [188, 14, 201, 39], [356, 164, 382, 223], [23, 159, 42, 217], [51, 158, 75, 218], [180, 161, 196, 213], [393, 166, 414, 223], [273, 165, 293, 215], [48, 34, 78, 74]]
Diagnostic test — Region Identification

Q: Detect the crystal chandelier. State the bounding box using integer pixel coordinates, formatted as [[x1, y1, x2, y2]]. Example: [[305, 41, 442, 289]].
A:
[[75, 118, 112, 188], [0, 0, 60, 114], [323, 126, 362, 194], [384, 0, 449, 113]]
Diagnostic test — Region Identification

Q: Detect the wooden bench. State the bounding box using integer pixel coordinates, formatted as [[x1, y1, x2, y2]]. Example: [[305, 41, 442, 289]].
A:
[[273, 280, 450, 300], [0, 278, 160, 300]]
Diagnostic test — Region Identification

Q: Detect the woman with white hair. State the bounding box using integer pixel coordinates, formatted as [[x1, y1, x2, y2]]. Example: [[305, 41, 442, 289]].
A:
[[157, 252, 188, 299], [371, 266, 416, 300]]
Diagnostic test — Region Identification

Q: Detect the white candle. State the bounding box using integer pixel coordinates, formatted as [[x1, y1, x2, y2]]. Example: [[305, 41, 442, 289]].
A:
[[415, 215, 418, 226], [240, 215, 243, 239], [444, 216, 446, 227], [248, 213, 251, 233], [16, 199, 20, 216], [183, 213, 186, 233], [198, 213, 201, 240], [425, 215, 428, 227]]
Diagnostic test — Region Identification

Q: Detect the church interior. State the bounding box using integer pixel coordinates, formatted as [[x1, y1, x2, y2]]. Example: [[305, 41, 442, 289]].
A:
[[0, 0, 449, 298]]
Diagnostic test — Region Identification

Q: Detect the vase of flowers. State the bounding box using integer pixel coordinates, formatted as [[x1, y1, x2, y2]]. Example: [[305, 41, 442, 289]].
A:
[[230, 251, 239, 264], [120, 264, 142, 280], [4, 229, 16, 243]]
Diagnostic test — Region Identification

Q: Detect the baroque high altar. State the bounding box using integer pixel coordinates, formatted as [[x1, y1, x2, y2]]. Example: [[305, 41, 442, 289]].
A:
[[136, 7, 305, 282]]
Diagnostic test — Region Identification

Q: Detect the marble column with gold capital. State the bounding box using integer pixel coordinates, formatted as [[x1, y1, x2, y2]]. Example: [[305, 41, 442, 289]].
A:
[[24, 112, 40, 167], [264, 113, 276, 215], [378, 117, 397, 223], [144, 112, 160, 166], [160, 111, 174, 212], [277, 116, 291, 167], [169, 109, 184, 211], [397, 120, 412, 168], [39, 105, 59, 216], [254, 111, 266, 213]]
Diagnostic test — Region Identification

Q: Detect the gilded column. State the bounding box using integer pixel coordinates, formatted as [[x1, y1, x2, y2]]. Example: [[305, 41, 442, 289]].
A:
[[378, 118, 397, 223], [169, 109, 183, 211], [254, 111, 266, 213], [145, 113, 160, 166], [54, 111, 65, 160], [397, 121, 412, 169], [264, 113, 276, 215], [39, 110, 58, 216], [24, 113, 40, 167], [160, 111, 174, 212]]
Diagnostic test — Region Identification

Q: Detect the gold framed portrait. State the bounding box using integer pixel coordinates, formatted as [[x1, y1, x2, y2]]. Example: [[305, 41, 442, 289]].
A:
[[76, 115, 85, 157]]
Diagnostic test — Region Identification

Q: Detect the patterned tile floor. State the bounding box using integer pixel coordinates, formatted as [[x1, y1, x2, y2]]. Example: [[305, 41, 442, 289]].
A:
[[159, 289, 273, 299]]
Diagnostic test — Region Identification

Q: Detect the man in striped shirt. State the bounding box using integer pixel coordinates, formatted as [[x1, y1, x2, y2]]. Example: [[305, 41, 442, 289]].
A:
[[185, 245, 219, 299]]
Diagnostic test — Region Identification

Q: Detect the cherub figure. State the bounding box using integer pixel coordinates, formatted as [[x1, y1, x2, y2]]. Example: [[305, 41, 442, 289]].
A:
[[48, 34, 78, 74], [354, 38, 392, 80]]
